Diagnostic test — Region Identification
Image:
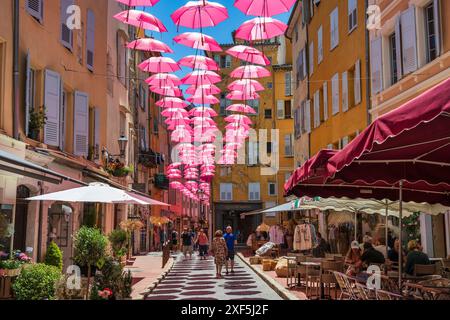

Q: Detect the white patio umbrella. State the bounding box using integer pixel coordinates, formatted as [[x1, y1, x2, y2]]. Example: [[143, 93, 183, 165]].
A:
[[27, 182, 168, 206]]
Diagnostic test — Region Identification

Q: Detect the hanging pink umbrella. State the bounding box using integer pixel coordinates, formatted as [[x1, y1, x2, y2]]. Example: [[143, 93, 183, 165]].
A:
[[187, 94, 220, 104], [168, 162, 182, 168], [150, 86, 183, 97], [234, 0, 296, 17], [139, 57, 180, 73], [116, 0, 160, 6], [225, 114, 253, 125], [156, 97, 189, 108], [226, 45, 270, 66], [189, 107, 218, 117], [114, 10, 167, 32], [186, 84, 221, 95], [146, 73, 181, 86], [168, 173, 182, 179], [178, 55, 219, 71], [171, 1, 228, 29], [235, 17, 287, 41], [169, 181, 183, 190], [173, 32, 222, 52], [161, 108, 188, 117], [182, 70, 222, 85], [127, 38, 173, 53], [230, 65, 270, 78], [228, 79, 265, 92], [226, 103, 257, 114], [227, 90, 260, 101], [225, 122, 251, 130]]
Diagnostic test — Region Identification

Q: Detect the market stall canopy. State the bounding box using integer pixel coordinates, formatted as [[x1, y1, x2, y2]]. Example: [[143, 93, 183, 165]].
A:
[[27, 182, 169, 206]]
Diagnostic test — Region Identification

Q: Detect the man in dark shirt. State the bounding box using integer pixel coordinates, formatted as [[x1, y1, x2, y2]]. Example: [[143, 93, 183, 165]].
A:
[[223, 226, 237, 274], [361, 242, 385, 266], [181, 228, 194, 260], [405, 240, 430, 275]]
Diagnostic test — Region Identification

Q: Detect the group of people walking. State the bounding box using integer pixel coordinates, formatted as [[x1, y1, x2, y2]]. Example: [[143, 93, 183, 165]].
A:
[[171, 226, 238, 279]]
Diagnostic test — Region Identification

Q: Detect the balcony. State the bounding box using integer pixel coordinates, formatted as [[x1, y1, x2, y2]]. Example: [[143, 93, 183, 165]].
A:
[[154, 173, 169, 190], [138, 149, 159, 168]]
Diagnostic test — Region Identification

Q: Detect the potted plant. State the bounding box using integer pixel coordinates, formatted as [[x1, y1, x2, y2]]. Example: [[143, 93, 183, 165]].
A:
[[28, 107, 47, 140], [119, 220, 144, 260], [108, 229, 128, 261], [44, 241, 63, 272], [105, 159, 134, 178], [12, 263, 61, 300], [72, 226, 108, 299]]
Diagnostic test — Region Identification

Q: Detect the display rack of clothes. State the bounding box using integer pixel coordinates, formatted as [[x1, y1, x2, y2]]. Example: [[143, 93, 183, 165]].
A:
[[337, 222, 354, 255], [268, 224, 285, 245], [328, 224, 338, 253], [293, 222, 318, 251]]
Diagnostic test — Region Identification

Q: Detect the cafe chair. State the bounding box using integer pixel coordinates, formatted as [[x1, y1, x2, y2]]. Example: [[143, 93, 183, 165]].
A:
[[333, 272, 357, 300], [376, 289, 404, 300], [354, 282, 376, 300], [414, 264, 438, 277], [321, 260, 344, 299]]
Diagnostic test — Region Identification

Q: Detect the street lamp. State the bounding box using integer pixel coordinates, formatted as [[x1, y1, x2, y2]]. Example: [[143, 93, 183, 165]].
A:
[[118, 135, 128, 158]]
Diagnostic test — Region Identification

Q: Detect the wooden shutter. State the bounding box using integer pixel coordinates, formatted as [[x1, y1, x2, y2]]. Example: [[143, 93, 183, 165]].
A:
[[309, 42, 314, 75], [44, 70, 61, 147], [74, 91, 89, 156], [318, 26, 323, 63], [302, 49, 307, 79], [61, 0, 73, 49], [277, 100, 285, 119], [305, 100, 311, 133], [395, 17, 403, 80], [342, 71, 348, 112], [434, 0, 441, 57], [401, 6, 418, 75], [25, 51, 31, 136], [285, 72, 292, 96], [86, 9, 95, 70], [370, 37, 383, 94], [93, 107, 100, 160], [331, 73, 340, 115], [354, 59, 361, 105], [330, 8, 339, 49], [323, 82, 328, 120], [314, 90, 320, 128], [27, 0, 43, 21]]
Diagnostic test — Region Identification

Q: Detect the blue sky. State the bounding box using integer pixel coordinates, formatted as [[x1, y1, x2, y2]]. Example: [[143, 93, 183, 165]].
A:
[[142, 0, 292, 82]]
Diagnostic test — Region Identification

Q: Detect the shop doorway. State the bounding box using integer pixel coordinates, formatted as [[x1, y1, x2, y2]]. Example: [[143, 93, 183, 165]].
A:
[[47, 203, 73, 268], [14, 185, 30, 252]]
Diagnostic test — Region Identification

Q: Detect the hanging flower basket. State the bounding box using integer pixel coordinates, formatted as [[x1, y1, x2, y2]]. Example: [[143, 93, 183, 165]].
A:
[[105, 159, 134, 178]]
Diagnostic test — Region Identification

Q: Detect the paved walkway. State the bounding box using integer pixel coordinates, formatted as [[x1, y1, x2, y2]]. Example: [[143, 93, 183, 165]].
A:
[[145, 253, 283, 300]]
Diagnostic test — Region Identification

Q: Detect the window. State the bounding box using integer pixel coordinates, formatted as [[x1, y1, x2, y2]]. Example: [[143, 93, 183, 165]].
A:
[[267, 82, 273, 89], [264, 109, 272, 119], [248, 141, 258, 165], [74, 91, 89, 156], [342, 71, 348, 112], [389, 33, 398, 85], [318, 25, 323, 63], [285, 72, 292, 96], [220, 93, 232, 115], [89, 107, 100, 160], [313, 90, 320, 128], [304, 100, 311, 133], [309, 42, 314, 75], [24, 52, 36, 137], [213, 54, 220, 65], [284, 100, 292, 119], [267, 142, 272, 154], [247, 99, 259, 114], [330, 7, 339, 50], [294, 107, 301, 138], [348, 0, 357, 32], [220, 167, 231, 176], [268, 183, 277, 196], [248, 183, 260, 201], [370, 37, 383, 94], [225, 55, 232, 68], [277, 100, 285, 119], [284, 134, 294, 157], [400, 7, 418, 75], [117, 32, 128, 86], [295, 24, 299, 43], [27, 0, 43, 22], [331, 73, 340, 115], [139, 83, 147, 110], [323, 82, 328, 121], [424, 2, 438, 63], [220, 183, 233, 201], [86, 9, 95, 70], [60, 0, 73, 49], [44, 70, 62, 146]]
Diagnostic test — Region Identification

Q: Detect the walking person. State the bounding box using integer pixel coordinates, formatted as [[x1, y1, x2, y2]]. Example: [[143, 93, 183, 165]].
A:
[[224, 226, 237, 274], [171, 229, 178, 253], [210, 230, 228, 279], [181, 227, 194, 260], [197, 229, 209, 260]]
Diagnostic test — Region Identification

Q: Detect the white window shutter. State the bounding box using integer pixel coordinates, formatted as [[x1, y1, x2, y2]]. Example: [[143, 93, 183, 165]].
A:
[[401, 6, 418, 75], [433, 0, 441, 57], [370, 37, 383, 94], [86, 10, 95, 70], [309, 42, 314, 75], [285, 72, 292, 96], [277, 100, 285, 119], [318, 26, 323, 63], [323, 82, 328, 120], [225, 55, 232, 68], [395, 17, 403, 80], [354, 60, 361, 105], [314, 90, 320, 128], [61, 0, 73, 49], [330, 8, 339, 49], [305, 100, 311, 133], [94, 107, 100, 160], [44, 70, 61, 147], [25, 51, 31, 137], [331, 73, 340, 115], [74, 91, 89, 157], [342, 71, 348, 112], [27, 0, 43, 21]]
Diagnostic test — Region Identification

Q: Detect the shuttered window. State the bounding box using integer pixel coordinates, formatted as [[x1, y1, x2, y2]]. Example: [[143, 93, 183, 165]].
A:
[[401, 6, 418, 75], [284, 134, 294, 156], [313, 90, 320, 128], [354, 60, 361, 104], [330, 7, 339, 50], [309, 42, 314, 75], [93, 107, 100, 160], [74, 91, 89, 156], [342, 71, 349, 112], [331, 73, 340, 115], [44, 70, 61, 147], [305, 100, 311, 133], [285, 72, 292, 96], [60, 0, 73, 49], [370, 37, 383, 94], [318, 25, 323, 63], [323, 82, 328, 121], [248, 183, 260, 201], [86, 9, 95, 71], [348, 0, 357, 32], [248, 141, 258, 165], [220, 183, 232, 201], [277, 100, 285, 119], [27, 0, 43, 22], [268, 183, 277, 196]]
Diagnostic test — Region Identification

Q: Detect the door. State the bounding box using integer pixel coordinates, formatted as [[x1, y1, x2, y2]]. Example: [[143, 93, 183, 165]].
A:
[[14, 186, 31, 252]]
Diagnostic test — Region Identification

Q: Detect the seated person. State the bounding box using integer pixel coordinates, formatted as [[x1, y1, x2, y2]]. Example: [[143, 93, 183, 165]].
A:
[[388, 238, 406, 265], [345, 241, 362, 276], [360, 235, 373, 252], [405, 240, 430, 276], [360, 242, 385, 266], [374, 237, 388, 259]]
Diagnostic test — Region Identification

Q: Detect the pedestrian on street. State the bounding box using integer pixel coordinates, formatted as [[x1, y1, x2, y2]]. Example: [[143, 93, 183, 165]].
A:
[[171, 230, 178, 253], [181, 227, 194, 260], [197, 228, 209, 260], [224, 226, 237, 274], [211, 230, 228, 279]]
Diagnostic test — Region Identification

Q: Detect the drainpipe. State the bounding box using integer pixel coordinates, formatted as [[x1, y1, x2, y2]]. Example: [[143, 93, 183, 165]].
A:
[[13, 0, 20, 140], [365, 0, 372, 126]]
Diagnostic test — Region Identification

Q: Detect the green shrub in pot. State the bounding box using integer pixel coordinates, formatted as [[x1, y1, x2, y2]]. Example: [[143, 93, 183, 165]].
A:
[[12, 263, 61, 300]]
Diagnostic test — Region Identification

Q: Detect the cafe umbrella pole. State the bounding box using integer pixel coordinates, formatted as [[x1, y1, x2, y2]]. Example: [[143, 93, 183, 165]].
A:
[[398, 180, 404, 289]]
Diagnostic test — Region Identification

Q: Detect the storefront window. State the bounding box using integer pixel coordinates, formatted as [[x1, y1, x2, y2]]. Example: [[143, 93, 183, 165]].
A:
[[82, 203, 103, 228], [0, 205, 14, 253], [47, 203, 72, 248]]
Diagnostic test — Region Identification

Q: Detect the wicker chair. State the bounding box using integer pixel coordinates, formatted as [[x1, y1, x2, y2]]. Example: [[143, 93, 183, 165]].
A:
[[333, 271, 357, 300], [354, 282, 376, 300], [376, 289, 404, 300], [414, 264, 438, 276], [321, 260, 344, 299]]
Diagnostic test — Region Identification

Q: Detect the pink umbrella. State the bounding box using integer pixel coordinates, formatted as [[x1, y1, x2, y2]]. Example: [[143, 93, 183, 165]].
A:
[[182, 70, 222, 85], [186, 84, 221, 95], [178, 55, 219, 71], [235, 17, 287, 41], [226, 103, 257, 114], [225, 122, 251, 130], [114, 10, 167, 32], [127, 38, 173, 53], [189, 107, 218, 117], [139, 57, 180, 73], [168, 173, 182, 179], [168, 162, 182, 168], [146, 74, 181, 86], [173, 32, 222, 52], [172, 129, 192, 143], [169, 181, 183, 190], [191, 117, 216, 125], [171, 1, 228, 29], [228, 79, 265, 92], [226, 90, 260, 101], [225, 114, 253, 125], [234, 0, 296, 17], [161, 108, 188, 117], [226, 45, 270, 66], [156, 97, 189, 108], [230, 65, 270, 78], [187, 94, 220, 104], [150, 86, 183, 97], [116, 0, 160, 6]]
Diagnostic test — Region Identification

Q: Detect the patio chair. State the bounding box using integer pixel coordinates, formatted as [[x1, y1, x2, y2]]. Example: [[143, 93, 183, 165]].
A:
[[414, 264, 438, 277], [321, 260, 344, 299], [354, 282, 376, 300], [376, 289, 404, 300], [304, 257, 322, 299], [333, 271, 357, 300], [441, 259, 450, 278]]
